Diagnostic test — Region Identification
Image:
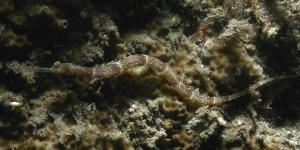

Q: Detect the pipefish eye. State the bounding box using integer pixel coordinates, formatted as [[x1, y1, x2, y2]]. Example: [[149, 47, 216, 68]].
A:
[[52, 61, 62, 68]]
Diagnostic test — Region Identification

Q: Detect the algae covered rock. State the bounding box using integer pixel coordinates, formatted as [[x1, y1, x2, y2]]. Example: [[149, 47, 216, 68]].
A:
[[0, 0, 299, 149]]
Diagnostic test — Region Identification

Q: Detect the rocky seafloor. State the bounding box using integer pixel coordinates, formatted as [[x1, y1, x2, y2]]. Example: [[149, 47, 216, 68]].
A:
[[0, 0, 300, 149]]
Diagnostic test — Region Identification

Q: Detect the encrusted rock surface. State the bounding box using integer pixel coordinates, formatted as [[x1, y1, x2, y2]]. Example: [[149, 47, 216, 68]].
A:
[[0, 0, 299, 149]]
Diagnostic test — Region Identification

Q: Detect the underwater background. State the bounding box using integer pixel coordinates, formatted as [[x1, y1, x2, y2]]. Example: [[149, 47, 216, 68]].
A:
[[0, 0, 300, 149]]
